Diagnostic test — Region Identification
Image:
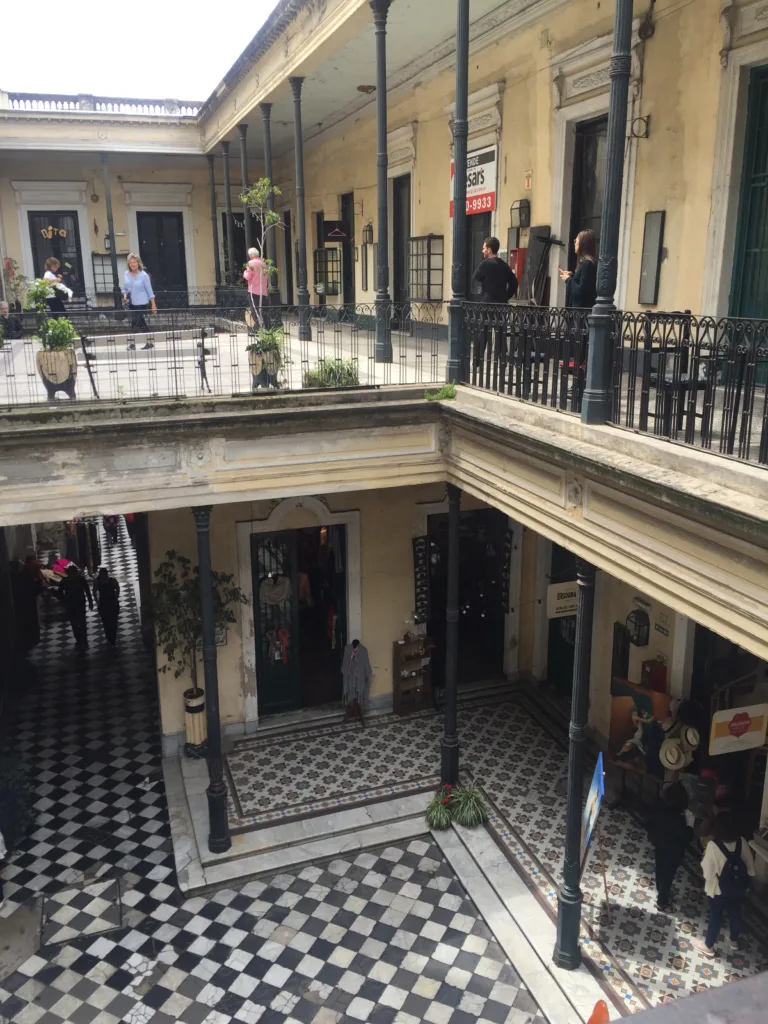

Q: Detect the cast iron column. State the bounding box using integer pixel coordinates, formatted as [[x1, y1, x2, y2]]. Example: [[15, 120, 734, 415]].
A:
[[441, 483, 461, 784], [221, 141, 236, 286], [581, 0, 633, 424], [290, 77, 312, 341], [100, 153, 121, 309], [553, 559, 596, 970], [370, 0, 393, 363], [446, 0, 470, 383], [261, 103, 282, 314], [192, 506, 232, 854], [207, 154, 222, 288], [238, 123, 253, 254]]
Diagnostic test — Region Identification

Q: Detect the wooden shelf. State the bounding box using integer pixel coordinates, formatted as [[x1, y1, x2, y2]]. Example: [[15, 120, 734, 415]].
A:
[[393, 637, 433, 716]]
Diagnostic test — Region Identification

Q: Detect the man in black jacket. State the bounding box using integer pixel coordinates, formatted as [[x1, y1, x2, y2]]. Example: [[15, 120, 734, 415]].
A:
[[59, 565, 94, 648], [471, 237, 518, 368]]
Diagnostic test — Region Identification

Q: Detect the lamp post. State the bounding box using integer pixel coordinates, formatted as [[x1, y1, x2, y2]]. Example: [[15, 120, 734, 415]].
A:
[[553, 559, 596, 969], [238, 123, 252, 255], [446, 0, 470, 383], [581, 0, 633, 424], [370, 0, 393, 363], [207, 154, 222, 289], [191, 506, 231, 855], [221, 141, 235, 286], [289, 77, 312, 341]]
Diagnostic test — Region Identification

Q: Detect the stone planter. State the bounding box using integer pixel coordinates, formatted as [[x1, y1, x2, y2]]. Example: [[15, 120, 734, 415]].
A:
[[36, 348, 77, 401], [248, 351, 265, 378], [183, 687, 208, 759]]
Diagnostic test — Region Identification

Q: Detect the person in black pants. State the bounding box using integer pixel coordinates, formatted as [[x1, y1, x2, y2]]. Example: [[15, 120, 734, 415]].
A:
[[559, 228, 598, 308], [58, 565, 94, 648], [471, 237, 518, 369], [647, 783, 693, 912], [94, 567, 121, 646]]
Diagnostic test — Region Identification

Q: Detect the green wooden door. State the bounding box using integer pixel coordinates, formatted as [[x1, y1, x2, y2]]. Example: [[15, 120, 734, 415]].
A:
[[252, 531, 301, 715], [731, 66, 768, 322]]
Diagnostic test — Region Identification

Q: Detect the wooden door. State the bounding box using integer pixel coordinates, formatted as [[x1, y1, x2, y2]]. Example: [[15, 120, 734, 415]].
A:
[[568, 116, 608, 272], [251, 531, 301, 714], [136, 211, 188, 304], [28, 211, 86, 297]]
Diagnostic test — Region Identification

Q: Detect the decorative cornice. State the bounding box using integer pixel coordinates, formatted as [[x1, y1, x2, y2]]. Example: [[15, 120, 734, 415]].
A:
[[550, 20, 642, 108], [387, 122, 417, 167]]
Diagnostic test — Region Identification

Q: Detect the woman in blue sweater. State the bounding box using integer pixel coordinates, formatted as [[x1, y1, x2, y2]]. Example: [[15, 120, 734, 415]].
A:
[[122, 253, 157, 349], [559, 229, 598, 309]]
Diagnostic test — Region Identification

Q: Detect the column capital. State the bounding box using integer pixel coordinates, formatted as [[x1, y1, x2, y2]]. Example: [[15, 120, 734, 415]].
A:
[[221, 140, 230, 154], [192, 506, 213, 531], [260, 102, 273, 120], [206, 152, 215, 166], [369, 0, 392, 24], [446, 483, 461, 504], [289, 77, 305, 99], [576, 559, 596, 585], [237, 122, 248, 138]]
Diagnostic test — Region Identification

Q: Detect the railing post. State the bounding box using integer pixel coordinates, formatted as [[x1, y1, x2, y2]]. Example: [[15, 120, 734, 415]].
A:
[[207, 154, 222, 289], [370, 0, 393, 364], [100, 152, 121, 309], [191, 505, 232, 855], [447, 0, 470, 383], [238, 123, 252, 254], [441, 483, 461, 784], [581, 0, 633, 425], [261, 103, 282, 314], [289, 77, 312, 341], [553, 558, 596, 970], [221, 141, 235, 286]]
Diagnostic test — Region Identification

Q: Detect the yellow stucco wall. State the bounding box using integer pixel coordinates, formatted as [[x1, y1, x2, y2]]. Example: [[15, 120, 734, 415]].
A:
[[148, 484, 498, 739]]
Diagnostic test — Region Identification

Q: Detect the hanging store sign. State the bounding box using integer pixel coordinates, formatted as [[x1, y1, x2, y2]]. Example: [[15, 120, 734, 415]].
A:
[[547, 581, 578, 619], [450, 145, 498, 217], [709, 703, 768, 756]]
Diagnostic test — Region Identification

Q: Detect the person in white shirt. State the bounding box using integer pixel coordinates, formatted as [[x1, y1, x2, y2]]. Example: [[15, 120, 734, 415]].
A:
[[691, 811, 756, 958], [43, 257, 67, 315]]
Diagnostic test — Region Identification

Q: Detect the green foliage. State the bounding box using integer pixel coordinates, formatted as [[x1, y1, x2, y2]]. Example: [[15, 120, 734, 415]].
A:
[[150, 550, 248, 694], [425, 791, 453, 830], [0, 755, 36, 851], [43, 317, 78, 351], [450, 783, 488, 828], [303, 358, 360, 389], [26, 278, 53, 311], [246, 324, 284, 356], [2, 256, 28, 307], [425, 382, 457, 402]]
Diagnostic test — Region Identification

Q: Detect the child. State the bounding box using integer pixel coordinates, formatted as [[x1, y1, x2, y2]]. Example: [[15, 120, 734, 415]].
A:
[[692, 811, 755, 957], [647, 782, 693, 913]]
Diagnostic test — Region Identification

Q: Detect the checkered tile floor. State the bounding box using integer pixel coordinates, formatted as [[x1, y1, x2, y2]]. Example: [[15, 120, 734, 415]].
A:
[[0, 521, 547, 1024]]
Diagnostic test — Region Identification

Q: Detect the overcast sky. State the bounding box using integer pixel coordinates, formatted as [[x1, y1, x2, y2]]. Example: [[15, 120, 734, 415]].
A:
[[1, 1, 280, 100]]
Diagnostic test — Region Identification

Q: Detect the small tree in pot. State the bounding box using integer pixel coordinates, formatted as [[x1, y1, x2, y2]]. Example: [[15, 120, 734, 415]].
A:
[[26, 278, 79, 401], [150, 550, 248, 758]]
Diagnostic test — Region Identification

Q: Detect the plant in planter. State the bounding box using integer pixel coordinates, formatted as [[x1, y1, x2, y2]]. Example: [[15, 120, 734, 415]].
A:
[[303, 358, 360, 389], [240, 178, 282, 330], [425, 781, 488, 831], [27, 278, 79, 400], [245, 324, 284, 388], [150, 550, 248, 758], [2, 256, 28, 312]]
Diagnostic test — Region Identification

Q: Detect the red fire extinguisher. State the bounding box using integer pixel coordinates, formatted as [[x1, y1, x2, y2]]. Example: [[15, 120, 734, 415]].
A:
[[509, 248, 527, 283]]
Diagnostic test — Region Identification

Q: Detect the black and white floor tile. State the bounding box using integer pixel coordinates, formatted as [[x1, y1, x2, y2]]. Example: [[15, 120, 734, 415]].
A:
[[0, 523, 547, 1024]]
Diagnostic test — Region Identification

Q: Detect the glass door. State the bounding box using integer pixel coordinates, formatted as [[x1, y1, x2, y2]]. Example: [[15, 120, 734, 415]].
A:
[[251, 531, 301, 714], [28, 211, 86, 297]]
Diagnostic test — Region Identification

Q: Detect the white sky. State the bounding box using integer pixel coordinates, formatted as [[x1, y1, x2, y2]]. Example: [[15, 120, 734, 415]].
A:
[[1, 1, 281, 100]]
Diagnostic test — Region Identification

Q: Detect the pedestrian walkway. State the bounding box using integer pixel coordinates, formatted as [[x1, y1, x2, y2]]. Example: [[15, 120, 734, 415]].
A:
[[0, 525, 547, 1024]]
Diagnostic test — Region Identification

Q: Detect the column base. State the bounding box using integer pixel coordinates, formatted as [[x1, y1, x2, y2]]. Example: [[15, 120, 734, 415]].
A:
[[580, 388, 612, 425], [441, 738, 459, 786], [206, 784, 232, 854], [553, 885, 583, 970]]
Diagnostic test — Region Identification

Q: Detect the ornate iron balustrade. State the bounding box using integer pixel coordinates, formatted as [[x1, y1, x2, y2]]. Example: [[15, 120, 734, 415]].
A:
[[611, 310, 768, 464], [3, 93, 200, 116], [461, 302, 590, 414], [0, 302, 446, 408]]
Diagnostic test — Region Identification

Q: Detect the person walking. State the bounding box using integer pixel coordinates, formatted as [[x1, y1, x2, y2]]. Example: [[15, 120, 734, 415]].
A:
[[94, 567, 121, 647], [559, 229, 598, 309], [471, 237, 518, 368], [647, 783, 693, 913], [691, 811, 756, 957], [102, 515, 120, 547], [58, 565, 94, 648], [122, 254, 157, 349]]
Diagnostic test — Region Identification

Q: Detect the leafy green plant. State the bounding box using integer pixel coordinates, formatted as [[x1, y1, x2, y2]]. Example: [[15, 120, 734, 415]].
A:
[[2, 256, 28, 309], [0, 755, 36, 851], [303, 359, 360, 389], [25, 278, 78, 351], [150, 550, 248, 696], [425, 382, 457, 402], [245, 324, 284, 357], [241, 178, 283, 325], [425, 785, 454, 830], [450, 783, 488, 827]]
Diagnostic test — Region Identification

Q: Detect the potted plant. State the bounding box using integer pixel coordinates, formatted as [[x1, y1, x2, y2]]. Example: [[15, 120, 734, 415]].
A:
[[27, 278, 79, 400], [246, 324, 284, 387], [2, 257, 28, 313], [150, 550, 248, 758], [240, 177, 282, 329], [303, 358, 360, 389]]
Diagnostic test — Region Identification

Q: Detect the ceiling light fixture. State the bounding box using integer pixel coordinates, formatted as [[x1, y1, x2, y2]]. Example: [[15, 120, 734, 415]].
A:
[[357, 85, 376, 95]]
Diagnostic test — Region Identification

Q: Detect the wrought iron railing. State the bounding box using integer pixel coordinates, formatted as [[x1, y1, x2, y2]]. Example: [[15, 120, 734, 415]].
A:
[[612, 311, 768, 464], [461, 302, 590, 413], [0, 302, 446, 408]]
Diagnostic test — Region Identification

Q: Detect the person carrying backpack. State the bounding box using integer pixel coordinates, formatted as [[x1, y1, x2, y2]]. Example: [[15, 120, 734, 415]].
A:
[[692, 811, 755, 958]]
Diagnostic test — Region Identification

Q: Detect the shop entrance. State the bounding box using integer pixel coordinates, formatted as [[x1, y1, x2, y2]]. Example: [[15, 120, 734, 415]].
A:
[[465, 212, 492, 297], [547, 544, 578, 698], [427, 508, 507, 689], [252, 526, 347, 715]]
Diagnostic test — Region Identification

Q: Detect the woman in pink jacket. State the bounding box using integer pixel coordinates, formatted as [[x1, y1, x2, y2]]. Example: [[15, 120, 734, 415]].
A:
[[243, 247, 268, 322]]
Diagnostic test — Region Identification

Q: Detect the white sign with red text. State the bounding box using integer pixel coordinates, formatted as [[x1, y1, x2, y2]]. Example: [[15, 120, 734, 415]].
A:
[[450, 145, 498, 217]]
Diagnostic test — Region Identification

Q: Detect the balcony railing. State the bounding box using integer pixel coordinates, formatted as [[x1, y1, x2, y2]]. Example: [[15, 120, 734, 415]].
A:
[[2, 93, 201, 117], [461, 301, 768, 465], [0, 303, 445, 408]]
